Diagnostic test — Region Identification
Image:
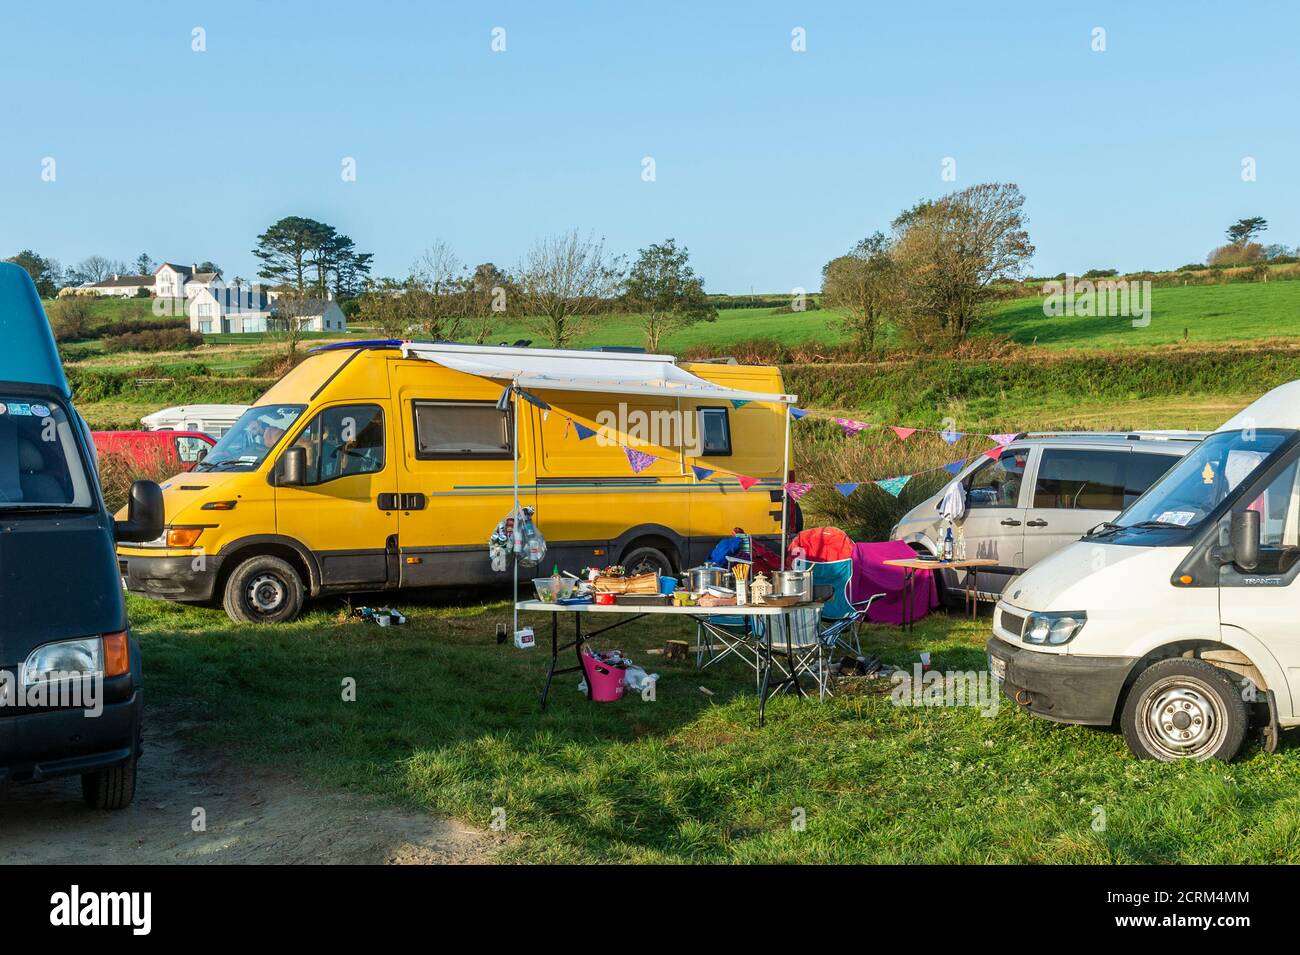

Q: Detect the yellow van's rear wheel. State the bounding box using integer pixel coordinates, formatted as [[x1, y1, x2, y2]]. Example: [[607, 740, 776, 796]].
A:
[[1120, 658, 1248, 762], [223, 555, 305, 625]]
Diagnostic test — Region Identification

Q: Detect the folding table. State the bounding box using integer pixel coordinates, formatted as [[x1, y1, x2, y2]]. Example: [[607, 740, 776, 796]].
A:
[[516, 599, 824, 725]]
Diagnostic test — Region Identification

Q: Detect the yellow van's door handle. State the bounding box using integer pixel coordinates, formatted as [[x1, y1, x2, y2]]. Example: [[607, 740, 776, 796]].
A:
[[378, 492, 426, 511]]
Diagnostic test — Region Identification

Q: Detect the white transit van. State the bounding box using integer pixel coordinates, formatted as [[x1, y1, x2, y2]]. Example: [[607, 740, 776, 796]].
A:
[[989, 380, 1300, 762]]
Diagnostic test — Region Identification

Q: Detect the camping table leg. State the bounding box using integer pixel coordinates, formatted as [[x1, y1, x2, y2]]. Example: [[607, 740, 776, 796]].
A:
[[966, 569, 978, 619], [901, 569, 915, 633]]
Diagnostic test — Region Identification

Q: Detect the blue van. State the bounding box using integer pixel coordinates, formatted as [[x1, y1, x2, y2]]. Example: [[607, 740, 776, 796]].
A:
[[0, 263, 163, 809]]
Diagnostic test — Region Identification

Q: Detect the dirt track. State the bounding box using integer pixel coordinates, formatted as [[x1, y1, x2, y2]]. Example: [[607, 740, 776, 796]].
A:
[[0, 716, 496, 865]]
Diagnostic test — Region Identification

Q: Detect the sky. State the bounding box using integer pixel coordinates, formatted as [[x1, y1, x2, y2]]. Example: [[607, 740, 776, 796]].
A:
[[1, 0, 1297, 294]]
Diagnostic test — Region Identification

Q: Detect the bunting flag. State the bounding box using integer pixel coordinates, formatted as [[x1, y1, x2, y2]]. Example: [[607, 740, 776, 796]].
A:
[[730, 399, 750, 409], [574, 422, 597, 440], [989, 433, 1018, 446], [943, 459, 966, 475], [789, 407, 809, 420], [784, 481, 813, 501], [940, 430, 964, 444], [624, 446, 656, 474], [836, 417, 869, 437], [874, 475, 912, 497], [983, 446, 1004, 460], [834, 482, 860, 497], [692, 465, 716, 481], [737, 475, 760, 491], [890, 427, 917, 441]]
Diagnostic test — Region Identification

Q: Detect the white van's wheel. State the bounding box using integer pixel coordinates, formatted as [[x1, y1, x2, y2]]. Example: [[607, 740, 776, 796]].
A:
[[1121, 659, 1248, 762], [223, 555, 305, 624]]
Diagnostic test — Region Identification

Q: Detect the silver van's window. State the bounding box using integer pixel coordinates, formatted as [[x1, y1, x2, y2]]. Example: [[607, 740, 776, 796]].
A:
[[967, 449, 1026, 508], [195, 404, 305, 472], [413, 400, 511, 457], [1033, 449, 1180, 510], [0, 399, 93, 510], [1119, 430, 1287, 529]]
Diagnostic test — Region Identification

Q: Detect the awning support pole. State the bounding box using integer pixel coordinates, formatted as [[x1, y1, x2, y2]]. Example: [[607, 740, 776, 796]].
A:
[[780, 403, 791, 568], [512, 378, 521, 639]]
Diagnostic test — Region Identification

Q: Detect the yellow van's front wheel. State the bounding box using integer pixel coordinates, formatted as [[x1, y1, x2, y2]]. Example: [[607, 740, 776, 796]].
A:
[[223, 555, 305, 625]]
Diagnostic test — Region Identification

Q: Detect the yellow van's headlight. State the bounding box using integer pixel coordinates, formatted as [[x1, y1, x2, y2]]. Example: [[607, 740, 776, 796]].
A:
[[1023, 611, 1087, 646]]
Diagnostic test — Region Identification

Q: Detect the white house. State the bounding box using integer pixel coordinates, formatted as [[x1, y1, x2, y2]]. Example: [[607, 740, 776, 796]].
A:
[[155, 262, 223, 300], [66, 273, 153, 297], [188, 287, 347, 335]]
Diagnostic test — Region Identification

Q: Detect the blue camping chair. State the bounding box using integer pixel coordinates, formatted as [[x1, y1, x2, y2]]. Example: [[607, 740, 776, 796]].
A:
[[765, 558, 885, 699], [695, 546, 763, 685]]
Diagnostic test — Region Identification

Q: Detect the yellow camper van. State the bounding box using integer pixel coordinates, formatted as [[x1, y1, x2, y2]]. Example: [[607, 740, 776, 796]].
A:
[[118, 341, 798, 623]]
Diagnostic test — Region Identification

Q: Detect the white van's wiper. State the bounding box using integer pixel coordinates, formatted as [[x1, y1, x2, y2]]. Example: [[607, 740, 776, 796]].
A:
[[1085, 521, 1124, 537], [1130, 520, 1185, 529]]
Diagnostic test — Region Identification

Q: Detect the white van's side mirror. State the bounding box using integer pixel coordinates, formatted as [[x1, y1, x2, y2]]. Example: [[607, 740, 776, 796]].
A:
[[1228, 509, 1261, 572]]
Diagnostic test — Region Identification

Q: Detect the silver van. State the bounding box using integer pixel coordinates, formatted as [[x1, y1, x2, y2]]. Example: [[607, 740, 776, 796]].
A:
[[890, 432, 1204, 603]]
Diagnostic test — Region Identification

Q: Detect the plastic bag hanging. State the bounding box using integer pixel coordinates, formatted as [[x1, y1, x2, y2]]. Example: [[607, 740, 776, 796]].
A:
[[489, 505, 547, 570]]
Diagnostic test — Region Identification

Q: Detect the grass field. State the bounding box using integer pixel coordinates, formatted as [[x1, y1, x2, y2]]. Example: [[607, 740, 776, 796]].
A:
[[130, 593, 1300, 863]]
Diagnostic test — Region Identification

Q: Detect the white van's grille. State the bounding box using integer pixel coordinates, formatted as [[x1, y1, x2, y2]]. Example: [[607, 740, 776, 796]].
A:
[[998, 608, 1026, 637]]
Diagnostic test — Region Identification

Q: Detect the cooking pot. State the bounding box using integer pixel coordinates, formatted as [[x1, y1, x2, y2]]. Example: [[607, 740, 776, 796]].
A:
[[685, 565, 733, 593], [770, 569, 813, 602]]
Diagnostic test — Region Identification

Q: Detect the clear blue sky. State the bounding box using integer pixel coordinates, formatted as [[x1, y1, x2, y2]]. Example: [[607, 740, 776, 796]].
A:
[[2, 0, 1297, 293]]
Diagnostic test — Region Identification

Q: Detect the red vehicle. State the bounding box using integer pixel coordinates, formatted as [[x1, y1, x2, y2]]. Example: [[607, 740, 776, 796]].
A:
[[92, 430, 215, 473]]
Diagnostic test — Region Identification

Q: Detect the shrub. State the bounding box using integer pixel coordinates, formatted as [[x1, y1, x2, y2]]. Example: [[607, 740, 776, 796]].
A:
[[95, 451, 175, 516], [48, 298, 93, 341], [101, 328, 203, 353]]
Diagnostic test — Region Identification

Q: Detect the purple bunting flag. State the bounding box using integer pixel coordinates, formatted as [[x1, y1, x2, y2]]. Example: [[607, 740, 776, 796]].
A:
[[624, 446, 656, 474], [784, 481, 813, 501]]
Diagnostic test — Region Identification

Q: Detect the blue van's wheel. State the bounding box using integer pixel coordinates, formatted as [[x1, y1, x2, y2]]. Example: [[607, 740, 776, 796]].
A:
[[223, 555, 305, 624], [82, 753, 137, 810]]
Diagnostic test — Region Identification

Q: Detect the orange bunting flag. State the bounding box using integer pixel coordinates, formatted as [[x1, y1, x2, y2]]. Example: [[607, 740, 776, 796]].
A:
[[890, 427, 917, 441], [983, 446, 1004, 460], [737, 475, 760, 491]]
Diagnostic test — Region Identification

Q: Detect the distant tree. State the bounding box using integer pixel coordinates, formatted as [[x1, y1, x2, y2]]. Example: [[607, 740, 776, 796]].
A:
[[195, 260, 221, 275], [889, 183, 1034, 344], [6, 250, 61, 297], [466, 262, 510, 343], [1226, 216, 1268, 247], [1081, 267, 1118, 278], [253, 217, 334, 292], [1263, 243, 1296, 261], [406, 241, 472, 339], [821, 232, 895, 353], [268, 288, 319, 361], [311, 231, 372, 298], [355, 277, 413, 338], [133, 253, 155, 276], [624, 239, 716, 352], [1207, 242, 1265, 266], [74, 254, 116, 285], [516, 230, 624, 348], [47, 296, 92, 341]]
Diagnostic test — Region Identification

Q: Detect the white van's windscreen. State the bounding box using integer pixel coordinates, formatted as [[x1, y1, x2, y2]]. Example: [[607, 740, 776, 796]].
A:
[[413, 401, 511, 457], [0, 399, 93, 509], [1119, 430, 1288, 529]]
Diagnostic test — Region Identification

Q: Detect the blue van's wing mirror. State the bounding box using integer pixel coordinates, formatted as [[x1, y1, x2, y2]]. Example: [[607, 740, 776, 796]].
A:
[[115, 480, 165, 543]]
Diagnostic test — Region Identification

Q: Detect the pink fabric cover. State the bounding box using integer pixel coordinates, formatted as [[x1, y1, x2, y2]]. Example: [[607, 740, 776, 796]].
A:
[[849, 541, 938, 625]]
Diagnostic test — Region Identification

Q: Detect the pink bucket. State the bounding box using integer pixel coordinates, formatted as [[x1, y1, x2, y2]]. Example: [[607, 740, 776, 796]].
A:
[[581, 651, 626, 702]]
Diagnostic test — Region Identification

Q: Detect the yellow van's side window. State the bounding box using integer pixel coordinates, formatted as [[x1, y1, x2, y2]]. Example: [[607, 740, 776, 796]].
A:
[[697, 406, 732, 456], [293, 404, 385, 484], [412, 400, 512, 459]]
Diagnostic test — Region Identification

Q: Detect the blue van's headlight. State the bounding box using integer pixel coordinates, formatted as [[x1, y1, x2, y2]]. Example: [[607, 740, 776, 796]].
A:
[[1023, 611, 1087, 646], [23, 637, 103, 686]]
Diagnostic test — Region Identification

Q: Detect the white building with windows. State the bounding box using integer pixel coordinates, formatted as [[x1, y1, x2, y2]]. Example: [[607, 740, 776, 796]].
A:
[[154, 262, 223, 300], [64, 273, 153, 297], [187, 287, 347, 335]]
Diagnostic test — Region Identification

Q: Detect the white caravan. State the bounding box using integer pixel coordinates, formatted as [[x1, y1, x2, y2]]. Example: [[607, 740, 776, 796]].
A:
[[989, 380, 1300, 761], [140, 404, 249, 439]]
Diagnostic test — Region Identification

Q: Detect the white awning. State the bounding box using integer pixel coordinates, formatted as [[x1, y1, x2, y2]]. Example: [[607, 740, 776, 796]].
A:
[[400, 342, 796, 404]]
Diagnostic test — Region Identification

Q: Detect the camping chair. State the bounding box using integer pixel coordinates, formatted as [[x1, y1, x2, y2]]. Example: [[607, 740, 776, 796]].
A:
[[695, 547, 763, 684], [764, 559, 886, 700]]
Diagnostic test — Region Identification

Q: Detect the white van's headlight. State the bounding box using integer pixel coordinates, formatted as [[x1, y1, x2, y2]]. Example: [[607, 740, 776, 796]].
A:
[[1023, 611, 1087, 646], [23, 638, 103, 686]]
